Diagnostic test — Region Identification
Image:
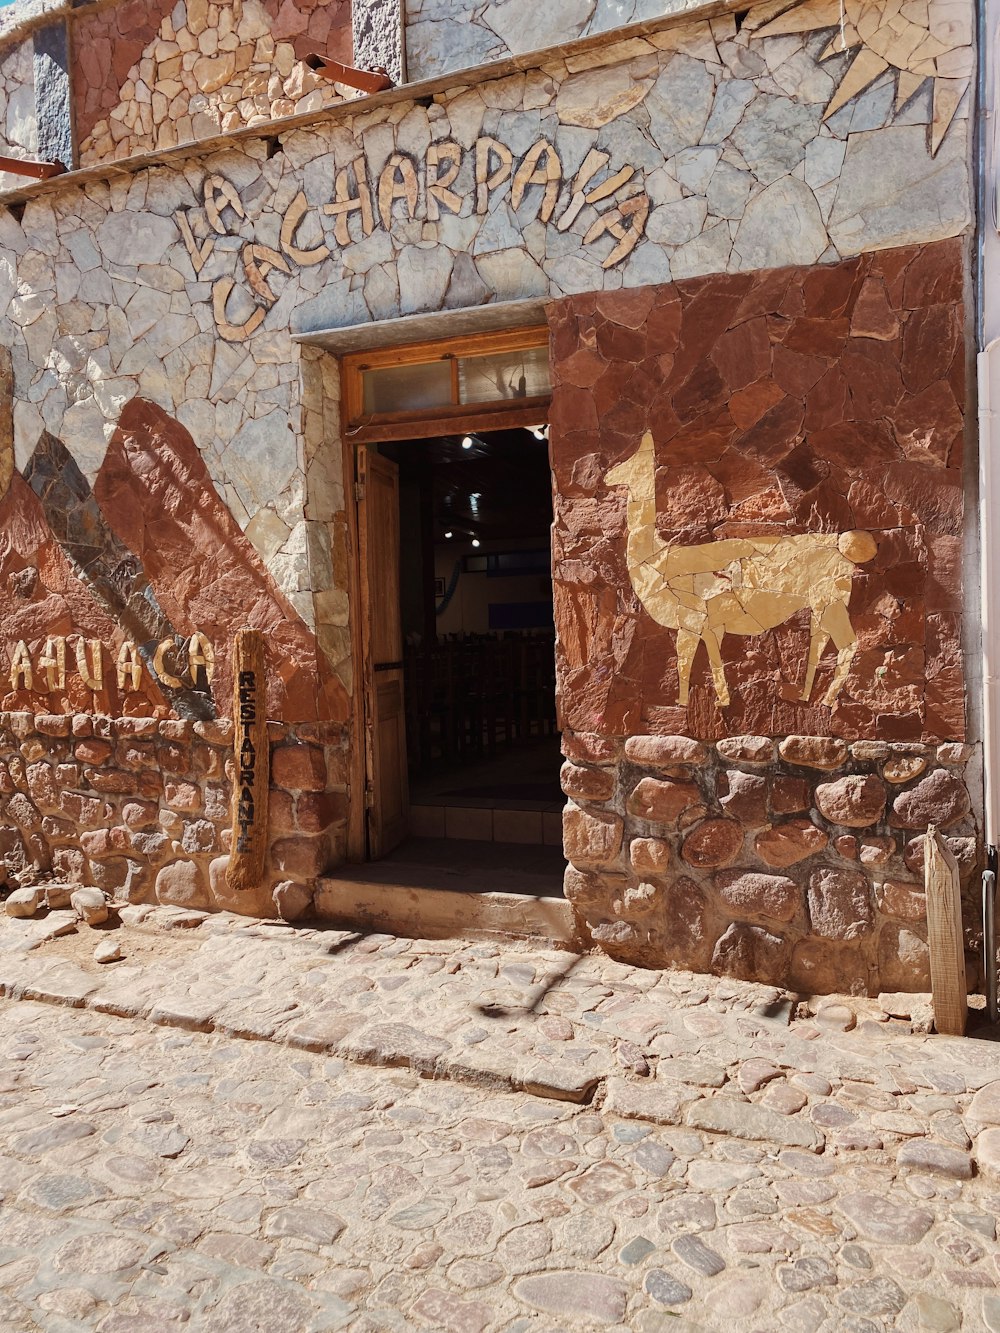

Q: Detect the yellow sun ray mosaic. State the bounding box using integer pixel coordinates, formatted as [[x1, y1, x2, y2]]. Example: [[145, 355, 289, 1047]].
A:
[[749, 0, 973, 155]]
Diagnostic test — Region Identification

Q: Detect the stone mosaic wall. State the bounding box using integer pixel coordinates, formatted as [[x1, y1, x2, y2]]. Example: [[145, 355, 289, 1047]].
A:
[[561, 733, 978, 993], [0, 711, 347, 919], [549, 237, 976, 990], [0, 0, 964, 741], [405, 0, 973, 164], [0, 2, 973, 607], [74, 0, 352, 164], [0, 390, 350, 914], [0, 0, 978, 195], [0, 0, 353, 177], [0, 0, 981, 958], [3, 394, 348, 724]]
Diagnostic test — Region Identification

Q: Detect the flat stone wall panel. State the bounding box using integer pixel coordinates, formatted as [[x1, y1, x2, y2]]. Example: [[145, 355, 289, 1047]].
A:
[[355, 0, 403, 83], [0, 36, 36, 189], [404, 0, 711, 80], [31, 19, 69, 167]]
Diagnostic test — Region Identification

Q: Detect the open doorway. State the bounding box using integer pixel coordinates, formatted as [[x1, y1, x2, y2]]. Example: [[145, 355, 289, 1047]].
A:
[[342, 326, 567, 897], [392, 422, 560, 822], [356, 424, 563, 887]]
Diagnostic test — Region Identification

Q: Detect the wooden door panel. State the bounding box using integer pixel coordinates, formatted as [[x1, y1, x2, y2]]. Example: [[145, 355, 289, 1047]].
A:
[[375, 675, 407, 836], [358, 448, 409, 859]]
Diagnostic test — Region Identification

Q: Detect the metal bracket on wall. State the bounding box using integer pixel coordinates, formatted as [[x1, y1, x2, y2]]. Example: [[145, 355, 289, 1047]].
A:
[[304, 55, 393, 94], [0, 153, 65, 180]]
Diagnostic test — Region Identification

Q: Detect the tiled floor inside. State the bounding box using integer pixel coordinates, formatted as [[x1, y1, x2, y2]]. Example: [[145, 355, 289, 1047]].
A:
[[339, 835, 567, 898], [409, 736, 563, 846]]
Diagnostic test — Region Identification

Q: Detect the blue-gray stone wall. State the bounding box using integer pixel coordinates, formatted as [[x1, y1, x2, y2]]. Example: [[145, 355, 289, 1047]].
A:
[[32, 20, 71, 167], [354, 0, 404, 83]]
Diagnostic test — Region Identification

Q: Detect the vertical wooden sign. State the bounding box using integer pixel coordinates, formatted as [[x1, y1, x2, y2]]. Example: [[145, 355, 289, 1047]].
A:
[[227, 629, 269, 893], [925, 824, 967, 1036]]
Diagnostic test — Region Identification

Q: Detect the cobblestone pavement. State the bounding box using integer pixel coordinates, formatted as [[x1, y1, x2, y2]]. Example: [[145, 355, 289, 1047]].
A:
[[2, 909, 1000, 1329]]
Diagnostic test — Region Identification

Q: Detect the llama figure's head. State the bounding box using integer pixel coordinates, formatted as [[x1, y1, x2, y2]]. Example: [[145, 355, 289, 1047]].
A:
[[605, 430, 655, 500]]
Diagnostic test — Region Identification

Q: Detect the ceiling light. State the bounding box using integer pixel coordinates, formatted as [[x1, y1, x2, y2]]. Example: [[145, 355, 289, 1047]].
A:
[[471, 538, 480, 548], [444, 530, 453, 538], [461, 435, 475, 449], [530, 425, 548, 441]]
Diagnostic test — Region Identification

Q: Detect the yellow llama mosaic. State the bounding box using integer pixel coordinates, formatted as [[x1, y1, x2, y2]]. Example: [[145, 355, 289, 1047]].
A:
[[606, 433, 878, 708]]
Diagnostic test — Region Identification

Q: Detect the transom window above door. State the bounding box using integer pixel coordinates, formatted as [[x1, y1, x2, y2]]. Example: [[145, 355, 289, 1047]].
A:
[[342, 328, 551, 442]]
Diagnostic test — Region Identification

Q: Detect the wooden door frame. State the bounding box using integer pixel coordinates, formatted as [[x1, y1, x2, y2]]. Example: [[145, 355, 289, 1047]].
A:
[[344, 427, 368, 861], [341, 327, 553, 864], [356, 446, 409, 859]]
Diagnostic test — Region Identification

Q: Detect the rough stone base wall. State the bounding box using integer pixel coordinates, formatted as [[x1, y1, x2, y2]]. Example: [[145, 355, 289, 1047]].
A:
[[561, 732, 979, 996], [0, 712, 348, 921]]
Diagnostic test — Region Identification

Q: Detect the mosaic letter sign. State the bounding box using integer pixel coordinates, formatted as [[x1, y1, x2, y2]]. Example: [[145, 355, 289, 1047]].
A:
[[176, 136, 650, 342], [4, 631, 215, 697], [605, 433, 877, 707]]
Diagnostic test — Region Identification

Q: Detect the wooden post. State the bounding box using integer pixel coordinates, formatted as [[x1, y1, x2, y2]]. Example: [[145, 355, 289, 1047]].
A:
[[226, 629, 269, 893], [924, 824, 967, 1036]]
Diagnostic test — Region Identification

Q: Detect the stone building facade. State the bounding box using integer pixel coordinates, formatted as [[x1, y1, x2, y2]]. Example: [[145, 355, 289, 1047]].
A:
[[0, 0, 982, 992]]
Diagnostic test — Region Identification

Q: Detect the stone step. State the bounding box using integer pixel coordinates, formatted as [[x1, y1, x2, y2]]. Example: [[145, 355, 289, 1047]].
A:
[[314, 873, 579, 949]]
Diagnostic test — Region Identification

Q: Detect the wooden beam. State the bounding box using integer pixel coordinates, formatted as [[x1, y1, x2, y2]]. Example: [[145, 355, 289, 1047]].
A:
[[925, 823, 967, 1036], [344, 325, 548, 375], [344, 399, 551, 444]]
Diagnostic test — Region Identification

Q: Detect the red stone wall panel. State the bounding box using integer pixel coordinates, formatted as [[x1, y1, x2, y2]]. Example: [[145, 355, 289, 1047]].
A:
[[93, 397, 350, 726], [548, 238, 969, 746], [0, 474, 167, 715], [548, 237, 978, 993], [266, 0, 351, 61]]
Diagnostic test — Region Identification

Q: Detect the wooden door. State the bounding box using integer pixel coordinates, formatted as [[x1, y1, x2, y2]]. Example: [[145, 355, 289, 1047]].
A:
[[357, 446, 409, 858]]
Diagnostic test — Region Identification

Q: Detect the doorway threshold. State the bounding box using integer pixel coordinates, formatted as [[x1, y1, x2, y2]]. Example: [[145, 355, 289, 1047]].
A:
[[314, 837, 577, 949]]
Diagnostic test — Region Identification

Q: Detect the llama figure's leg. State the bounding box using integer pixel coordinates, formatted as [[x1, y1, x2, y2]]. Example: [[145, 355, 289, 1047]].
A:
[[819, 601, 857, 705], [701, 627, 730, 706], [801, 614, 831, 702], [675, 628, 699, 705]]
